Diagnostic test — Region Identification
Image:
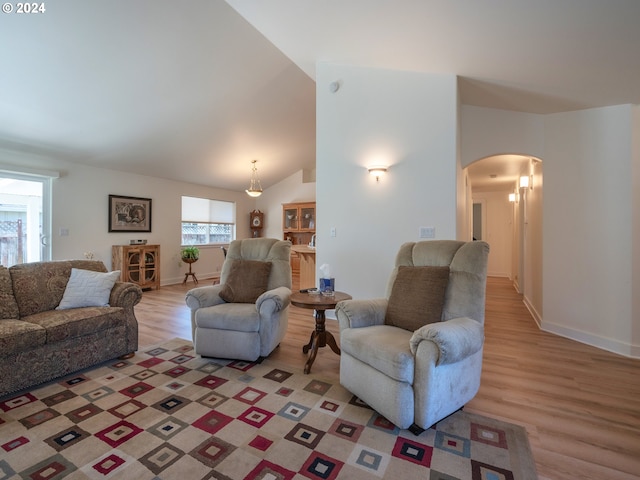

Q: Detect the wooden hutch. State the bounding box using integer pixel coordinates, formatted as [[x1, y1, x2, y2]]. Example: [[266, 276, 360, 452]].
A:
[[282, 202, 316, 289]]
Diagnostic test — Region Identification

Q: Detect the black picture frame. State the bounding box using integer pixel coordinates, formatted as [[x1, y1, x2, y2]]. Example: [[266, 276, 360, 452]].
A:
[[108, 195, 152, 232]]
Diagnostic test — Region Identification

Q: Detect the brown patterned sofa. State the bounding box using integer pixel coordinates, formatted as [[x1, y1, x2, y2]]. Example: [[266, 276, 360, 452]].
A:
[[0, 260, 142, 397]]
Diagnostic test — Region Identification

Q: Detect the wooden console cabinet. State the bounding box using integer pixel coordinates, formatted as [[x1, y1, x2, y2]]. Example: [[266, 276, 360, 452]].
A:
[[112, 244, 160, 290]]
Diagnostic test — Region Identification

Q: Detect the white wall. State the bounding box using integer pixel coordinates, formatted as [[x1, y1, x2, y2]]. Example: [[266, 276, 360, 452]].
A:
[[525, 158, 543, 320], [316, 63, 458, 300], [543, 105, 636, 356], [0, 150, 258, 285], [460, 106, 545, 166]]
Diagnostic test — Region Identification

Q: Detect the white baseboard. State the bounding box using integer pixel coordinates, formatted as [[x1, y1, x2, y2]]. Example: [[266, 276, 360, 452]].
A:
[[541, 320, 640, 359], [515, 280, 638, 359], [487, 271, 510, 278], [522, 295, 542, 328]]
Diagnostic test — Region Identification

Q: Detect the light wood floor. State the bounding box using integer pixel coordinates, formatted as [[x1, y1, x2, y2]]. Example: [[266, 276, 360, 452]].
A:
[[135, 277, 640, 480]]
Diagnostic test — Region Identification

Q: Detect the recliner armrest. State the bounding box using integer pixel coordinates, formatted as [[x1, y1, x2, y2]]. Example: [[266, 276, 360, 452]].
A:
[[256, 287, 291, 314], [409, 317, 484, 365], [185, 285, 225, 310], [336, 298, 388, 330]]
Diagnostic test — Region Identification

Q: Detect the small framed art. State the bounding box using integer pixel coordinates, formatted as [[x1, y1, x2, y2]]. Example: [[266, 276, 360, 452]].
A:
[[108, 195, 152, 232]]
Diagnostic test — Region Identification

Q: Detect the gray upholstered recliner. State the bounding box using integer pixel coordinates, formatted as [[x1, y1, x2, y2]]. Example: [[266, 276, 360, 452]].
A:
[[185, 238, 292, 361], [336, 240, 489, 430]]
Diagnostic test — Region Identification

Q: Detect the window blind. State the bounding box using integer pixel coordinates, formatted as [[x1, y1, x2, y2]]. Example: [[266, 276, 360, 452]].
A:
[[181, 196, 235, 224]]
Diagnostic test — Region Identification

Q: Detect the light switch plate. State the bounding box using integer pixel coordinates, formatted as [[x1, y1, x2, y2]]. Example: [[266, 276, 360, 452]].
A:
[[419, 226, 435, 239]]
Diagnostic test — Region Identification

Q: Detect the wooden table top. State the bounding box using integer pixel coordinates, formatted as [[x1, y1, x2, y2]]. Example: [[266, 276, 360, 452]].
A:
[[290, 291, 351, 310]]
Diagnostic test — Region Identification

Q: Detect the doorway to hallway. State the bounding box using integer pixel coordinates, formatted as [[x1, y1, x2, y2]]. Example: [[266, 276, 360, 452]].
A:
[[467, 154, 542, 308]]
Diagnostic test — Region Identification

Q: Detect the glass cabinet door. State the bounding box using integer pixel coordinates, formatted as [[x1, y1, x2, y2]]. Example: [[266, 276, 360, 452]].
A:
[[144, 249, 157, 282], [126, 251, 141, 282], [300, 207, 315, 230], [127, 251, 141, 267], [284, 208, 298, 230]]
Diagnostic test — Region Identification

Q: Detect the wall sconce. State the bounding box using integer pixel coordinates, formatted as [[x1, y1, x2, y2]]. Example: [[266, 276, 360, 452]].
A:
[[508, 193, 516, 202], [368, 166, 388, 182], [519, 175, 532, 190]]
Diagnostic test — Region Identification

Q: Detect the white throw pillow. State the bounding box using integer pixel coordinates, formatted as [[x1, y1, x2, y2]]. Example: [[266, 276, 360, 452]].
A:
[[56, 268, 121, 310]]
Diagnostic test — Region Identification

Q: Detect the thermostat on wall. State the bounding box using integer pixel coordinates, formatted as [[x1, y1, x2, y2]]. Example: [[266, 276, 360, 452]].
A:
[[130, 239, 147, 245]]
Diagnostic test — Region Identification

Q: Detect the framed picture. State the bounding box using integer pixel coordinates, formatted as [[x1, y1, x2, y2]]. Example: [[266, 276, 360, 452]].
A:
[[108, 195, 152, 232]]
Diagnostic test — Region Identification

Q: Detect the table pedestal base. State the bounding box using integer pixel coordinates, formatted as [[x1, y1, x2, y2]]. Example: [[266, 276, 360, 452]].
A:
[[302, 309, 340, 374], [290, 290, 351, 375]]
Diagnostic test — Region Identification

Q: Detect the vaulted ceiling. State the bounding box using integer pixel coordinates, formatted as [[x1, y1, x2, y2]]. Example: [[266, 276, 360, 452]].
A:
[[1, 0, 639, 192]]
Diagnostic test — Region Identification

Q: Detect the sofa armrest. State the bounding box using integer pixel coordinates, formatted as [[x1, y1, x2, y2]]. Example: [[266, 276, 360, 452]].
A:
[[336, 298, 387, 331], [256, 286, 291, 315], [109, 282, 143, 310], [409, 317, 484, 366], [185, 285, 225, 310]]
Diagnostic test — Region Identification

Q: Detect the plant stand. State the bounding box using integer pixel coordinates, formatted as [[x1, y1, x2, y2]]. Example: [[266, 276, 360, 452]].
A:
[[182, 258, 198, 284]]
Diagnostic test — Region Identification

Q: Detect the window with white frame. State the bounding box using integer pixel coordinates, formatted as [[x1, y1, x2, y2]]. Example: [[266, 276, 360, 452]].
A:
[[181, 196, 235, 246]]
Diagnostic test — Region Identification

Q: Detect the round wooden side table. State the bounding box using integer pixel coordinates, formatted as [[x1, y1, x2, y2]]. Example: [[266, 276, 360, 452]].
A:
[[290, 290, 352, 374]]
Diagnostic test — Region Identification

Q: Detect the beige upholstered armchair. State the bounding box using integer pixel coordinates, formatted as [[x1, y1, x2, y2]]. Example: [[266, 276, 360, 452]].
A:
[[336, 240, 489, 430], [185, 238, 292, 361]]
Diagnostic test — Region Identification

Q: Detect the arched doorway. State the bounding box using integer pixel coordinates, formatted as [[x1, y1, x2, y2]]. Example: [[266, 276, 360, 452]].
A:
[[465, 154, 543, 321]]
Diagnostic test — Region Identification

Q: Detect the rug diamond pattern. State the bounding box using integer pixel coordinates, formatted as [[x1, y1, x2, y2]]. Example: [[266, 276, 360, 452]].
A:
[[0, 338, 536, 480]]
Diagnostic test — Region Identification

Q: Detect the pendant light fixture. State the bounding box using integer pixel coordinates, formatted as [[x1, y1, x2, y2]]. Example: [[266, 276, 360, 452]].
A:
[[245, 160, 263, 197]]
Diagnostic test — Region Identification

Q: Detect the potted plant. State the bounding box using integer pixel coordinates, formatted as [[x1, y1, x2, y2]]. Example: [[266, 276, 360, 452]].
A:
[[181, 246, 200, 263]]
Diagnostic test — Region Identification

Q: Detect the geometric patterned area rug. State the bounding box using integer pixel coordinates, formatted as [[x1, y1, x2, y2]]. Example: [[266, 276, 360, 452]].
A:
[[0, 338, 537, 480]]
